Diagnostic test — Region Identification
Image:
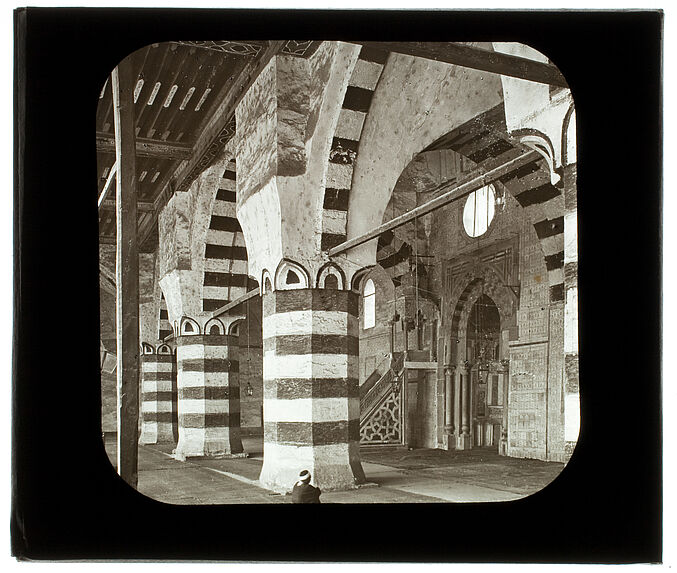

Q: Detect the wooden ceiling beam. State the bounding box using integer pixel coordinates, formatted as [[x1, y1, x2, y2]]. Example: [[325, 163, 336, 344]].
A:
[[97, 160, 117, 208], [96, 132, 191, 159], [138, 40, 286, 249], [357, 41, 568, 88], [173, 40, 286, 193], [100, 199, 155, 212]]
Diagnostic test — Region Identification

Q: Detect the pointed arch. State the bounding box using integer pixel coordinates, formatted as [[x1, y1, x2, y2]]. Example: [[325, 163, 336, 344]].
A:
[[510, 129, 561, 186], [204, 318, 225, 336], [448, 264, 517, 363], [320, 45, 390, 253], [180, 316, 200, 336], [261, 269, 273, 294], [562, 103, 576, 167], [362, 277, 376, 329], [228, 319, 244, 336], [158, 294, 172, 341], [201, 154, 252, 313], [274, 259, 310, 291], [350, 265, 375, 293], [316, 262, 346, 290]]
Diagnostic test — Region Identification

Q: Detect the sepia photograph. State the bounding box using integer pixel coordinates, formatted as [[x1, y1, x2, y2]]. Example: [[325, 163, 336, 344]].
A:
[[12, 6, 663, 563], [97, 39, 580, 504]]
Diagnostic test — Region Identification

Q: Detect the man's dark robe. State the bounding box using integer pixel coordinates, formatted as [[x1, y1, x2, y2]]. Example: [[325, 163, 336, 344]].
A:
[[291, 481, 322, 503]]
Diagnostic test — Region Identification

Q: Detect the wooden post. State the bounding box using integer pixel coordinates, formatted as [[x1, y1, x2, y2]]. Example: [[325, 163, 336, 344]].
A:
[[112, 59, 139, 487]]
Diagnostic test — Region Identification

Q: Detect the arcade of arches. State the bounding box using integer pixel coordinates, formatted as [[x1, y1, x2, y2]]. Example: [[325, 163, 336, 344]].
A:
[[99, 40, 579, 495]]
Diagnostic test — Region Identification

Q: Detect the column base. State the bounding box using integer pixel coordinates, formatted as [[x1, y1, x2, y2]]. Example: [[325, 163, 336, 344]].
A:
[[174, 428, 244, 460], [498, 437, 508, 456], [259, 442, 365, 493], [139, 423, 175, 445], [173, 450, 248, 462], [442, 427, 456, 450], [456, 433, 472, 450]]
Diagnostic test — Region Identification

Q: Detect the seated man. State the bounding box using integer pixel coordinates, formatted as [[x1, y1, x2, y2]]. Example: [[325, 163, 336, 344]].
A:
[[291, 470, 321, 503]]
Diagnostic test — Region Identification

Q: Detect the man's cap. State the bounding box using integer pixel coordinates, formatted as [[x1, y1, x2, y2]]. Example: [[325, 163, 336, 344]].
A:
[[299, 470, 311, 482]]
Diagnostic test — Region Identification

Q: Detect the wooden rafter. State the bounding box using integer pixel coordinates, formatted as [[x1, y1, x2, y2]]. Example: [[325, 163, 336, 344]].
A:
[[97, 161, 117, 208], [100, 199, 154, 212], [358, 41, 568, 88], [137, 40, 286, 248], [96, 132, 191, 159]]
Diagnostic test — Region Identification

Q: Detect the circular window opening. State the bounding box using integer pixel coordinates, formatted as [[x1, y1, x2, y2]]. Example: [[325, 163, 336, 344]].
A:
[[463, 184, 496, 237]]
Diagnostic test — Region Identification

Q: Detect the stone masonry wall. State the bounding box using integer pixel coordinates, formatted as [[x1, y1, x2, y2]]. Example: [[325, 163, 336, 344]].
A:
[[357, 170, 566, 460]]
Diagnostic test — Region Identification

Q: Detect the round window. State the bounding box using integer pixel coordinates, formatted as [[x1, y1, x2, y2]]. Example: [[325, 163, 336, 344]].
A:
[[463, 184, 496, 237]]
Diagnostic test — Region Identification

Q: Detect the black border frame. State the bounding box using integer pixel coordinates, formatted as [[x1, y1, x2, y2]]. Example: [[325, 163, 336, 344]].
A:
[[13, 8, 662, 562]]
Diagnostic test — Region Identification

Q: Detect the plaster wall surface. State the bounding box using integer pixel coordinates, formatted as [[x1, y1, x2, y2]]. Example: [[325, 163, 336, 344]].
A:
[[139, 252, 158, 344], [345, 52, 503, 274], [237, 298, 264, 434], [358, 266, 395, 383], [275, 42, 360, 276], [159, 191, 192, 276]]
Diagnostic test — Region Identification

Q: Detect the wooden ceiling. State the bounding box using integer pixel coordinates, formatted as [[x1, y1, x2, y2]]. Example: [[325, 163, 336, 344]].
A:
[[97, 40, 279, 252], [97, 40, 564, 254]]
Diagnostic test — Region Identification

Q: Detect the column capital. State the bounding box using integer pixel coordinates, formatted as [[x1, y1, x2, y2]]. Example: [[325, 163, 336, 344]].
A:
[[443, 363, 457, 375]]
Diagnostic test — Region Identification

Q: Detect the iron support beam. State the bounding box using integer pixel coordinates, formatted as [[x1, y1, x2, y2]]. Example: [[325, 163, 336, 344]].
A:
[[327, 150, 540, 257], [208, 288, 261, 320]]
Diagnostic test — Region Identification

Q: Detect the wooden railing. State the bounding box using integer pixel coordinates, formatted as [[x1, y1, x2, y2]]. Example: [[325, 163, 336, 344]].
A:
[[359, 354, 391, 400], [360, 352, 405, 421]]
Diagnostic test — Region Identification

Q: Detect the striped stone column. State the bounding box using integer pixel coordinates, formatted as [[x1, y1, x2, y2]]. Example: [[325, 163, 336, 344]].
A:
[[563, 162, 579, 461], [259, 288, 365, 492], [174, 334, 243, 459], [139, 347, 176, 444]]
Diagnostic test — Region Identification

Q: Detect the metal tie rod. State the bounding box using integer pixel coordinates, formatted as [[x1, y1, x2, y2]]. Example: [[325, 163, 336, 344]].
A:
[[208, 287, 261, 320], [327, 150, 541, 257]]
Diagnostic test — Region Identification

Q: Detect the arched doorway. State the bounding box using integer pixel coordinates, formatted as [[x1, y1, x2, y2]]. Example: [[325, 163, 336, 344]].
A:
[[466, 294, 507, 449]]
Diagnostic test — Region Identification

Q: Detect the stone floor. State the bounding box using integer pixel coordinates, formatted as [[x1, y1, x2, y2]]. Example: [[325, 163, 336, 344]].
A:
[[104, 436, 565, 504]]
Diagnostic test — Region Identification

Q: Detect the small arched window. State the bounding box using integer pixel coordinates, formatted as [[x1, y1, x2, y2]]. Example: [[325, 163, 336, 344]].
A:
[[363, 279, 375, 329], [324, 274, 339, 290]]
